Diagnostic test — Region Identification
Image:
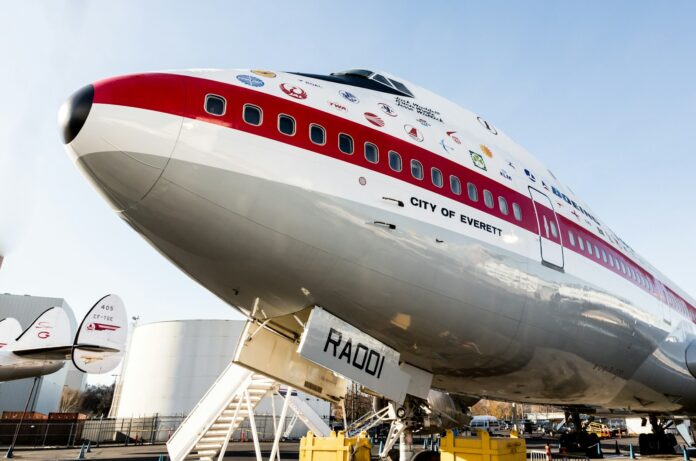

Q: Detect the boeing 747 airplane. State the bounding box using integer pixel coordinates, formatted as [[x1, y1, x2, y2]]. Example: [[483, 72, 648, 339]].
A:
[[59, 68, 695, 454]]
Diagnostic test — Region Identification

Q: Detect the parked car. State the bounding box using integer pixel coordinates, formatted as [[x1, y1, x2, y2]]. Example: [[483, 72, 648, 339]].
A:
[[585, 421, 611, 439], [470, 415, 501, 434]]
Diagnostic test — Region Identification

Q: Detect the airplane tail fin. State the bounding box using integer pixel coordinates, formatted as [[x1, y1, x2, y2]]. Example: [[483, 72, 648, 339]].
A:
[[0, 317, 22, 350], [13, 307, 71, 351], [71, 294, 128, 374]]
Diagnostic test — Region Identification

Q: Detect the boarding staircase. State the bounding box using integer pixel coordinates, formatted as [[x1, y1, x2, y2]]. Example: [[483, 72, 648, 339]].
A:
[[167, 362, 331, 461], [167, 363, 275, 461], [282, 392, 331, 436]]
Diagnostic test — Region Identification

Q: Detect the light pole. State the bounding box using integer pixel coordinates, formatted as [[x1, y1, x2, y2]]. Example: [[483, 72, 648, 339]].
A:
[[5, 377, 40, 458]]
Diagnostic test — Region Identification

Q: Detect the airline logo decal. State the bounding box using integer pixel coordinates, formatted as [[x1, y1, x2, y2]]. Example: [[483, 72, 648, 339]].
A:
[[340, 90, 359, 104], [446, 131, 462, 145], [36, 320, 52, 340], [470, 151, 487, 171], [394, 97, 443, 123], [364, 112, 385, 127], [477, 116, 498, 135], [251, 70, 276, 78], [439, 139, 455, 154], [404, 124, 423, 142], [328, 101, 347, 112], [280, 83, 308, 100], [480, 145, 494, 158], [524, 168, 536, 182], [378, 103, 397, 117], [236, 75, 265, 87], [86, 323, 121, 332]]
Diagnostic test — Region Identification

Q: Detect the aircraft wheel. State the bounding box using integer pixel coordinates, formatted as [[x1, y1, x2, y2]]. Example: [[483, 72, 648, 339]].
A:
[[412, 450, 441, 461], [585, 433, 602, 458]]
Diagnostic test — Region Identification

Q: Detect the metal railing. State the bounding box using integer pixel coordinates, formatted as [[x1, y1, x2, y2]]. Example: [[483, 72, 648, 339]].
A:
[[527, 449, 590, 461], [0, 413, 326, 448]]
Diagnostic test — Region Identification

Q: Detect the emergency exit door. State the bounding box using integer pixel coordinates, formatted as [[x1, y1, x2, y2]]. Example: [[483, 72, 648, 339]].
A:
[[529, 187, 564, 270]]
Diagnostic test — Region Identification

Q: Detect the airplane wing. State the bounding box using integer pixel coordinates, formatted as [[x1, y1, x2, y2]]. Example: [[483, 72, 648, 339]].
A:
[[0, 317, 22, 350], [71, 294, 128, 373]]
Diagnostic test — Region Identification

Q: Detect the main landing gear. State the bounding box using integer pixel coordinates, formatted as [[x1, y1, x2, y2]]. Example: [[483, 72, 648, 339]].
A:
[[558, 411, 602, 458], [638, 416, 678, 455]]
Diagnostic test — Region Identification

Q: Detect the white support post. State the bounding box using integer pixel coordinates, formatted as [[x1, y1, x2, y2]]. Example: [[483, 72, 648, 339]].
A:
[[399, 431, 407, 461], [380, 420, 406, 459], [269, 387, 293, 461], [245, 391, 262, 461], [270, 394, 280, 461], [217, 396, 243, 461], [341, 400, 348, 430]]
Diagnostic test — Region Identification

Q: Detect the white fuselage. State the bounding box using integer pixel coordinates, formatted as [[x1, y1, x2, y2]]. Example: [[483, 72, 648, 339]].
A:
[[62, 69, 696, 414], [0, 351, 64, 381]]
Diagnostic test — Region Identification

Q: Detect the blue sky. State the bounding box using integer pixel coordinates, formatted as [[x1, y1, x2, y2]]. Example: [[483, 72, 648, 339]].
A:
[[1, 1, 695, 367]]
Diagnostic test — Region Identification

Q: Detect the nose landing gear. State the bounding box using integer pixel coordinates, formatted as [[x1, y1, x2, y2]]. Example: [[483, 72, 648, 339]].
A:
[[558, 411, 602, 458], [638, 416, 678, 455]]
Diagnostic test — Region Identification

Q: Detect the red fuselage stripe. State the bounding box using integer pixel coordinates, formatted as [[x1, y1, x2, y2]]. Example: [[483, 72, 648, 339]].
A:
[[92, 73, 696, 321]]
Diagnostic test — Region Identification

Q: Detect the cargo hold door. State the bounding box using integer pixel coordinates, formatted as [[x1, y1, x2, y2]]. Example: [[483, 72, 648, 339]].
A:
[[529, 187, 564, 271]]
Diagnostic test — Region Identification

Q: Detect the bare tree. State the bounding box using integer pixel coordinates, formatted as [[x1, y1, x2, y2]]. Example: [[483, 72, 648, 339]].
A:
[[60, 387, 83, 412], [79, 384, 115, 416]]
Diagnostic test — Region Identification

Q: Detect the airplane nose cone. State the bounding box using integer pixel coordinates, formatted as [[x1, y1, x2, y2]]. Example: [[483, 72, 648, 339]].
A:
[[61, 73, 185, 212], [58, 84, 94, 144]]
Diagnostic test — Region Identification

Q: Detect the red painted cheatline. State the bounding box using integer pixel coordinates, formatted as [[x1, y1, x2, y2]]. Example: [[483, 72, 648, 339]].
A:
[[91, 72, 695, 321]]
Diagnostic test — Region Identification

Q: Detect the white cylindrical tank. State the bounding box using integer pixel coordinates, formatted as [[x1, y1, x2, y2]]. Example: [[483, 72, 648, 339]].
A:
[[112, 319, 244, 417]]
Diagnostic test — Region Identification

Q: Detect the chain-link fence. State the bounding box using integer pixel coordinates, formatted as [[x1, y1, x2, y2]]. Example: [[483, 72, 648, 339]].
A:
[[0, 414, 320, 448]]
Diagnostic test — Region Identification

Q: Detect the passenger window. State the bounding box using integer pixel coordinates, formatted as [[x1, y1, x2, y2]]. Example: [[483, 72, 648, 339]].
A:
[[550, 220, 558, 238], [621, 261, 627, 274], [513, 203, 522, 221], [411, 160, 424, 180], [578, 236, 585, 251], [467, 183, 478, 202], [595, 246, 601, 259], [498, 196, 509, 215], [601, 249, 607, 263], [205, 94, 226, 116], [568, 231, 576, 246], [586, 241, 593, 255], [364, 143, 379, 164], [450, 176, 462, 195], [243, 104, 262, 125], [483, 190, 494, 209], [609, 254, 614, 267], [388, 151, 402, 172], [431, 168, 443, 188], [338, 133, 354, 154], [278, 114, 296, 136], [309, 124, 326, 145]]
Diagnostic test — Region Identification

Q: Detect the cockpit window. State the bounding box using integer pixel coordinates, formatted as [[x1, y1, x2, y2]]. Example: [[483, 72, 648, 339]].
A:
[[293, 69, 413, 98], [388, 79, 413, 97], [371, 73, 392, 87], [333, 69, 373, 78]]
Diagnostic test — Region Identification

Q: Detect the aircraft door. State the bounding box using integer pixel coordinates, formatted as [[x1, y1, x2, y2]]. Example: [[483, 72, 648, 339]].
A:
[[529, 187, 564, 270]]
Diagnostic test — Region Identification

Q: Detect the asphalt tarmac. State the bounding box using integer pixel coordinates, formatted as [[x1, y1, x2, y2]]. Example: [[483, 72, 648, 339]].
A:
[[2, 438, 688, 460]]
